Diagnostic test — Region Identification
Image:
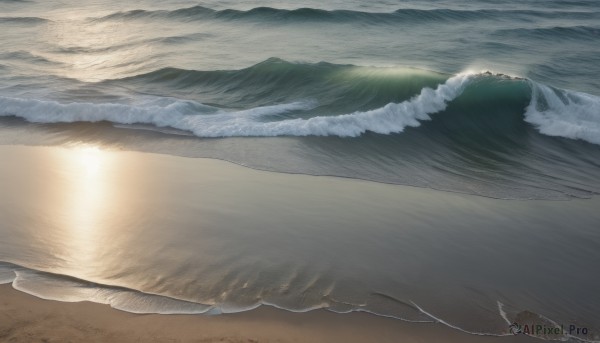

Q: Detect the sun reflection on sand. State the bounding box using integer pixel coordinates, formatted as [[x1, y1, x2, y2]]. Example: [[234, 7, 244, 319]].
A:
[[57, 145, 112, 271], [13, 144, 151, 280], [77, 146, 103, 176]]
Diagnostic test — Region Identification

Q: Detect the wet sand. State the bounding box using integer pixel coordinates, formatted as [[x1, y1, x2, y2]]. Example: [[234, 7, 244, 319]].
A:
[[0, 284, 538, 343]]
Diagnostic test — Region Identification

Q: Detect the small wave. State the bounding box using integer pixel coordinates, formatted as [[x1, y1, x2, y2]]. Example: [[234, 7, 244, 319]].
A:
[[0, 50, 60, 65], [92, 6, 600, 24], [95, 6, 214, 21], [494, 26, 600, 41], [49, 33, 210, 55], [0, 16, 49, 24]]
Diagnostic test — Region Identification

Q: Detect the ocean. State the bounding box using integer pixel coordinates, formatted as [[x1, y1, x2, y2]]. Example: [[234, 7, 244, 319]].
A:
[[1, 0, 599, 340]]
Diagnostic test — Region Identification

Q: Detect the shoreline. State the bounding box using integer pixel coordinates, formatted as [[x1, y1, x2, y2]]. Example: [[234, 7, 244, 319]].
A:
[[0, 284, 537, 342], [1, 118, 597, 201]]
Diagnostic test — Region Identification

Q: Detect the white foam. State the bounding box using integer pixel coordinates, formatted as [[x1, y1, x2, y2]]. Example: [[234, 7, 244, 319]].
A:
[[497, 301, 512, 325], [12, 270, 214, 314], [525, 82, 600, 145], [0, 265, 16, 284], [410, 301, 510, 337], [0, 74, 472, 138]]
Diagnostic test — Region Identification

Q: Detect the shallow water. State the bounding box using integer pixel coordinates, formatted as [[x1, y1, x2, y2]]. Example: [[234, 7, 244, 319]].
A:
[[0, 145, 599, 340]]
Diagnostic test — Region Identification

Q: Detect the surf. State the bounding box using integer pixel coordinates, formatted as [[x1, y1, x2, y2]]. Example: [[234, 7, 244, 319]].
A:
[[0, 60, 598, 200], [0, 60, 598, 145]]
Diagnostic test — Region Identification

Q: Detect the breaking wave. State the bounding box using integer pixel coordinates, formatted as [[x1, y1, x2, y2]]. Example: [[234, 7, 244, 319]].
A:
[[0, 60, 599, 200], [0, 73, 471, 138], [0, 61, 599, 145]]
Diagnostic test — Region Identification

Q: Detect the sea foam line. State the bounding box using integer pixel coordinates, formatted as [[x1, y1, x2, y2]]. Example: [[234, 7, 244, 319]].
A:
[[3, 262, 593, 341]]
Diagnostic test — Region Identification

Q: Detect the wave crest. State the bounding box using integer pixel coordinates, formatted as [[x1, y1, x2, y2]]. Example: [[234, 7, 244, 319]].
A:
[[0, 74, 471, 138], [2, 67, 600, 146]]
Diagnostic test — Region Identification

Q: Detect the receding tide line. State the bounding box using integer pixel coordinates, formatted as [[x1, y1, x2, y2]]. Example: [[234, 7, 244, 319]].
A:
[[1, 261, 598, 341], [0, 72, 599, 144], [0, 262, 499, 336], [410, 301, 510, 337]]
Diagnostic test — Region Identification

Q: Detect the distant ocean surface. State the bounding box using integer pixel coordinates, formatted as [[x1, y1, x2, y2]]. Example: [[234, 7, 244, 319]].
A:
[[1, 0, 600, 340]]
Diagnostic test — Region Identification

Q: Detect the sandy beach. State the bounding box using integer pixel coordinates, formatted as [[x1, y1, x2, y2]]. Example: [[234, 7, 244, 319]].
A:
[[0, 284, 540, 343], [0, 144, 598, 342]]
